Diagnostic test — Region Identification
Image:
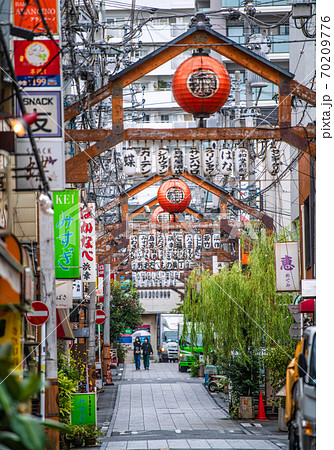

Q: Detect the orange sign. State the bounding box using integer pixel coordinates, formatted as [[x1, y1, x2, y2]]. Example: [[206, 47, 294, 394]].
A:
[[13, 0, 58, 34]]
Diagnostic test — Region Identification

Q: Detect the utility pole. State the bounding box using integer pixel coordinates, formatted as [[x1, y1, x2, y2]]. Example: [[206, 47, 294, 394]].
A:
[[39, 207, 59, 450], [103, 263, 111, 380], [87, 281, 96, 390]]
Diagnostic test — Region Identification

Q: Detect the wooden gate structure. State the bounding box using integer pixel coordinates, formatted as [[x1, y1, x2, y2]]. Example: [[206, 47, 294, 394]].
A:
[[64, 13, 316, 286]]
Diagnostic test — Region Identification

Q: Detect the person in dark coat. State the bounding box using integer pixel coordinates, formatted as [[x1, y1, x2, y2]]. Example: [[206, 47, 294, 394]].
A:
[[133, 336, 142, 370], [142, 337, 153, 370]]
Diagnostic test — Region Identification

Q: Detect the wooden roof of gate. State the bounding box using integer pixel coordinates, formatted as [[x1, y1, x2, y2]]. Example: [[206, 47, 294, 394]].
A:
[[65, 19, 316, 183]]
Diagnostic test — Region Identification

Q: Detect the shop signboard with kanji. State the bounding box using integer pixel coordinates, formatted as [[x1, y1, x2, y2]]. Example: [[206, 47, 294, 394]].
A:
[[14, 39, 61, 88], [275, 242, 300, 292], [0, 309, 22, 373], [17, 91, 62, 138], [13, 0, 59, 34], [53, 190, 80, 278], [70, 393, 96, 426], [15, 139, 65, 191], [80, 203, 96, 283]]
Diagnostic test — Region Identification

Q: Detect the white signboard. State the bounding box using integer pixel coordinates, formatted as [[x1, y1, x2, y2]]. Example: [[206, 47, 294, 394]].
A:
[[56, 280, 73, 308], [15, 139, 65, 191], [275, 242, 300, 292], [17, 91, 62, 137], [72, 279, 83, 299], [80, 203, 96, 282]]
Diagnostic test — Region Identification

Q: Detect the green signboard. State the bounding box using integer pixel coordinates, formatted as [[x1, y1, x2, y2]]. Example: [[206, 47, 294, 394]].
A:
[[71, 393, 96, 426], [53, 190, 80, 278]]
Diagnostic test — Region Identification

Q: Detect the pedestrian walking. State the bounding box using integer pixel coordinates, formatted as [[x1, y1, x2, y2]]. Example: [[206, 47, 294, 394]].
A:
[[133, 336, 142, 370], [142, 337, 153, 370]]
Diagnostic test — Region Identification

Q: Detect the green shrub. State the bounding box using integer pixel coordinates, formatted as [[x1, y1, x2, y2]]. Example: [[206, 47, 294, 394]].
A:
[[190, 360, 200, 377]]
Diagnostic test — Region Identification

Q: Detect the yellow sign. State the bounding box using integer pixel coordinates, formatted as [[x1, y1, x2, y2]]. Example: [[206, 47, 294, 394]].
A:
[[0, 309, 22, 372]]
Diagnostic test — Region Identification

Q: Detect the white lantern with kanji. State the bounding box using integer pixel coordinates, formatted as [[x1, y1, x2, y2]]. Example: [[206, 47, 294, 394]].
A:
[[171, 148, 185, 175], [187, 148, 201, 175], [234, 147, 248, 177], [156, 148, 169, 176], [219, 148, 233, 176], [122, 147, 137, 176], [139, 147, 152, 176], [203, 147, 217, 176]]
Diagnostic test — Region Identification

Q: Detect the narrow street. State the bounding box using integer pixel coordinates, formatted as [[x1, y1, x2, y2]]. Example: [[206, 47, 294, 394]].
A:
[[99, 363, 288, 450]]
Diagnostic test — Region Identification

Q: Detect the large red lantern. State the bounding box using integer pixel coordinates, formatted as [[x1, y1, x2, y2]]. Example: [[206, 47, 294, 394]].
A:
[[157, 179, 191, 213], [172, 52, 231, 118], [151, 206, 177, 223]]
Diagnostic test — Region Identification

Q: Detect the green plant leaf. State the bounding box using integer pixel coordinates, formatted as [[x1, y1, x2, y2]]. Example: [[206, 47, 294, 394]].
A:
[[0, 431, 22, 450], [9, 414, 46, 450]]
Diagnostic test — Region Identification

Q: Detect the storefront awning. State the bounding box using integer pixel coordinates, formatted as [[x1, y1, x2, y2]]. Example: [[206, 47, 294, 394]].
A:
[[298, 298, 315, 313], [56, 309, 74, 339]]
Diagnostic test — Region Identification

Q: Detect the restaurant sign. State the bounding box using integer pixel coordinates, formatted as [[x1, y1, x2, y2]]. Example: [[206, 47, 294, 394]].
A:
[[275, 242, 300, 292]]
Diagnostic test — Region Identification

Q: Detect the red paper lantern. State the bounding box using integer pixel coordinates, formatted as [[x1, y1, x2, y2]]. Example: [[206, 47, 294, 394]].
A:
[[172, 53, 231, 118], [157, 179, 191, 213], [151, 206, 177, 223]]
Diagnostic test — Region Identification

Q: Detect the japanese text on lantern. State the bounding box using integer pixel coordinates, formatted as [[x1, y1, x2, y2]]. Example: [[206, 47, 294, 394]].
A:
[[53, 190, 80, 279], [80, 203, 96, 282]]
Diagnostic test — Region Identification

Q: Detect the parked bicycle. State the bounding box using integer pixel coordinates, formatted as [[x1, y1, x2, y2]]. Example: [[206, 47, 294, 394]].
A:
[[208, 374, 229, 393]]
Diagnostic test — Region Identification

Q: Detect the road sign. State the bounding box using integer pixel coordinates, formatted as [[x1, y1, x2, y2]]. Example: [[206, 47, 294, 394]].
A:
[[95, 310, 106, 325], [287, 304, 302, 324], [289, 323, 302, 340], [25, 301, 49, 326]]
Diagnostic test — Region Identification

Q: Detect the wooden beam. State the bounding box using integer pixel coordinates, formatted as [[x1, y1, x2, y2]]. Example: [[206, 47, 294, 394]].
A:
[[182, 171, 273, 229], [291, 79, 316, 106], [64, 126, 316, 142]]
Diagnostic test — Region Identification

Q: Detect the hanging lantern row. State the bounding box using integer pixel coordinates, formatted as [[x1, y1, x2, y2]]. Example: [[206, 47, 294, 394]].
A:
[[129, 232, 222, 251], [122, 145, 280, 178], [132, 271, 182, 288], [132, 258, 193, 273]]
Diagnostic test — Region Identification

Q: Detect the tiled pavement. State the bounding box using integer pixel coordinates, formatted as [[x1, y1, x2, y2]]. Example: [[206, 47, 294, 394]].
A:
[[96, 363, 287, 450]]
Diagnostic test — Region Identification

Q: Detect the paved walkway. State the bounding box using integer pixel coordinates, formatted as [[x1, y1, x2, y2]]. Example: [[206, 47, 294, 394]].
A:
[[97, 362, 288, 450]]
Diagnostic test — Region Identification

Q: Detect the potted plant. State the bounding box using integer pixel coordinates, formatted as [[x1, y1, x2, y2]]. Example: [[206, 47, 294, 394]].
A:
[[264, 344, 295, 431], [84, 425, 103, 446], [65, 424, 86, 448]]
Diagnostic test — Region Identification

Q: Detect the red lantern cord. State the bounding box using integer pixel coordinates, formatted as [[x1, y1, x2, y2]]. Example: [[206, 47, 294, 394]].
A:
[[172, 54, 231, 118]]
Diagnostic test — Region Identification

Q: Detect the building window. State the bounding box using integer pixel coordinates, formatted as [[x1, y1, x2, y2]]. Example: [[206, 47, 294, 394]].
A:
[[143, 114, 150, 122], [161, 114, 170, 123], [227, 26, 244, 45]]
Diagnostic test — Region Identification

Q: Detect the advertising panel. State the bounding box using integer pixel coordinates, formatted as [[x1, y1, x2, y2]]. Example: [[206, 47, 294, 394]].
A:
[[15, 139, 65, 191], [17, 91, 62, 138], [13, 0, 59, 34], [53, 190, 80, 279], [14, 39, 61, 88], [275, 242, 300, 292]]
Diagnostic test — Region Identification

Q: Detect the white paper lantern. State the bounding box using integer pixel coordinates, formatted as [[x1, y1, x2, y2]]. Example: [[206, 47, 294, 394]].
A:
[[156, 148, 169, 176], [267, 145, 280, 175], [187, 148, 201, 175], [171, 148, 185, 175], [203, 147, 217, 176], [234, 147, 248, 177], [139, 147, 152, 176], [130, 234, 138, 250], [212, 234, 221, 250], [203, 234, 211, 250], [219, 148, 233, 176], [122, 147, 137, 176]]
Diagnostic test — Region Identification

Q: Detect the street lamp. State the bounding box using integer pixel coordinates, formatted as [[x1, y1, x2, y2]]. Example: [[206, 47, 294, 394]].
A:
[[9, 111, 38, 137]]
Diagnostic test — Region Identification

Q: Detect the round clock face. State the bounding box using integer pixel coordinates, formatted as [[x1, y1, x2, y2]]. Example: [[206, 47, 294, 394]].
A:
[[25, 42, 50, 67], [187, 69, 219, 98]]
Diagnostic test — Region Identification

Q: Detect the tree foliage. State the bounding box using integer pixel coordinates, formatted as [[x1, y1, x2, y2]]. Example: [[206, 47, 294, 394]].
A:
[[109, 282, 144, 343], [183, 230, 295, 361]]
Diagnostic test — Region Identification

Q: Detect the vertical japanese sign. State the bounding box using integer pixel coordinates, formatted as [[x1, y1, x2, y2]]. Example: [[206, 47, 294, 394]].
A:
[[53, 190, 80, 279], [80, 203, 96, 283], [71, 393, 96, 426], [13, 0, 59, 34], [0, 309, 22, 372], [275, 242, 300, 292]]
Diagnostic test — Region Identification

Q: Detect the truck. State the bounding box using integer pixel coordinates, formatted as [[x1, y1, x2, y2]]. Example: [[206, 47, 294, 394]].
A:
[[286, 326, 316, 450], [178, 322, 203, 372], [158, 314, 183, 363]]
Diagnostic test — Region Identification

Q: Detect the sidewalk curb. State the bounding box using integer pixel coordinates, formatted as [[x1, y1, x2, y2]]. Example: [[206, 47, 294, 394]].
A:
[[106, 364, 125, 438]]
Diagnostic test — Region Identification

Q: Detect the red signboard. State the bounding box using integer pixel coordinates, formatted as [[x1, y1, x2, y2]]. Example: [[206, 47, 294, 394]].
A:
[[25, 301, 49, 326], [95, 310, 106, 325], [98, 264, 104, 278], [13, 0, 59, 34], [14, 39, 60, 88]]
